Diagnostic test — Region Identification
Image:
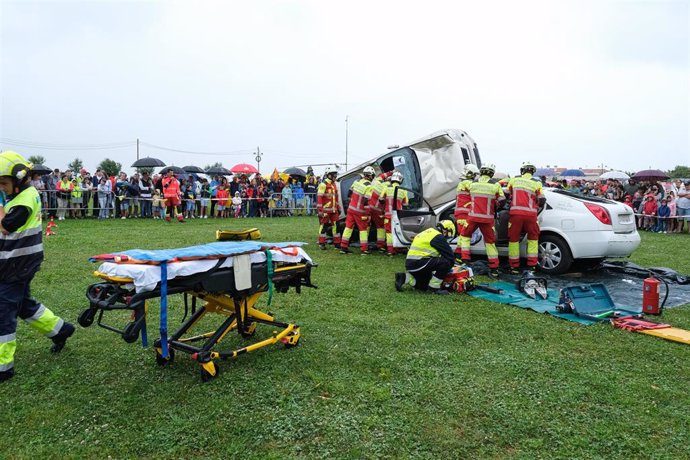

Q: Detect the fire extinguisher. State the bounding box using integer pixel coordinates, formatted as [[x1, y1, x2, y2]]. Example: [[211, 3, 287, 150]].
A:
[[642, 275, 669, 315]]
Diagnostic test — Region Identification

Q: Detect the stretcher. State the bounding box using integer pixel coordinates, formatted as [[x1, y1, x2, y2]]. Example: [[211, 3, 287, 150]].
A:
[[80, 241, 316, 381]]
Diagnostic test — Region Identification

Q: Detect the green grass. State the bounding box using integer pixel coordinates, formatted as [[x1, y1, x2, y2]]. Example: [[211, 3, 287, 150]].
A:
[[2, 218, 690, 459]]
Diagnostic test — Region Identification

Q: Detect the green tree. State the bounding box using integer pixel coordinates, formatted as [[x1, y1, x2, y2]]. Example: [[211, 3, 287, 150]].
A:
[[668, 165, 690, 179], [203, 161, 223, 170], [68, 157, 84, 172], [98, 158, 122, 177], [27, 155, 47, 165], [136, 167, 155, 176]]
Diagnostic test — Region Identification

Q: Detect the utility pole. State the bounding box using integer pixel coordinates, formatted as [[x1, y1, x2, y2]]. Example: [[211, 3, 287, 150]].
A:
[[345, 115, 349, 172], [255, 146, 262, 173], [136, 138, 140, 161]]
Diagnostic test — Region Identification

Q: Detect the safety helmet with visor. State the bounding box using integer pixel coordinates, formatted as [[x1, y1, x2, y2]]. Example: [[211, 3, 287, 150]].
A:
[[436, 219, 456, 239], [0, 151, 33, 194], [520, 161, 537, 175], [390, 171, 404, 184], [463, 164, 480, 179], [362, 166, 376, 179], [480, 163, 496, 178]]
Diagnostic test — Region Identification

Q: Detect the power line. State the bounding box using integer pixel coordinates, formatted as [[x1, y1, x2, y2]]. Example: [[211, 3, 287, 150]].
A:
[[0, 138, 135, 150], [139, 141, 253, 156]]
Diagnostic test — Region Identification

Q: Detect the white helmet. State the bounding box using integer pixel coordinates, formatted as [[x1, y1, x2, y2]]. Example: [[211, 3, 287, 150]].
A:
[[324, 166, 338, 177], [480, 163, 496, 177], [362, 166, 375, 178], [390, 171, 404, 184], [463, 164, 480, 179]]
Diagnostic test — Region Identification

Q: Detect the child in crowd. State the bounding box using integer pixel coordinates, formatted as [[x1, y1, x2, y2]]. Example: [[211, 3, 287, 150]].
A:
[[184, 180, 196, 219], [666, 191, 677, 232], [215, 183, 228, 218], [642, 195, 657, 231], [152, 190, 164, 219], [97, 177, 109, 219], [656, 198, 670, 233], [200, 179, 210, 219], [70, 179, 82, 218], [232, 191, 242, 218]]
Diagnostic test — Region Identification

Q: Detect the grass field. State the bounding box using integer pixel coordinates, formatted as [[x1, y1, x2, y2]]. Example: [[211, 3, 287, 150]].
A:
[[3, 217, 690, 459]]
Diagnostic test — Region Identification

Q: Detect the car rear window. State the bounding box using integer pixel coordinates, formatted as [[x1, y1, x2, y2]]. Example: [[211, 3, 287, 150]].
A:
[[551, 188, 615, 204]]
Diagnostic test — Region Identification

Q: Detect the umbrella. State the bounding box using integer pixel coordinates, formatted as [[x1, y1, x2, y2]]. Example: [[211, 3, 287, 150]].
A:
[[183, 165, 205, 174], [560, 169, 585, 177], [205, 166, 233, 176], [284, 167, 307, 177], [631, 169, 669, 182], [535, 167, 554, 177], [230, 163, 259, 174], [159, 166, 187, 176], [132, 157, 166, 168], [599, 170, 630, 180], [30, 164, 52, 175]]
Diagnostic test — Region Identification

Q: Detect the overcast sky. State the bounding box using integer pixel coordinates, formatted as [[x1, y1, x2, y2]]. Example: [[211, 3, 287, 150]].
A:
[[1, 0, 688, 176]]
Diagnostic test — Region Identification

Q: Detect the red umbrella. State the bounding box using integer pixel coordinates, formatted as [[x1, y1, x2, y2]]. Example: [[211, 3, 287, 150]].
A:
[[230, 163, 259, 174], [631, 169, 669, 181]]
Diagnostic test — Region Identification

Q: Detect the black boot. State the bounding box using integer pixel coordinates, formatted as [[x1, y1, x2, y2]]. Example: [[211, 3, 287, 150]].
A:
[[0, 368, 15, 383], [51, 322, 75, 353]]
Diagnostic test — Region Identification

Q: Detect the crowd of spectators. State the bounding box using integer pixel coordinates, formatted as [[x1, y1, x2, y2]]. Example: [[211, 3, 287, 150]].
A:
[[542, 176, 690, 234], [31, 167, 322, 220]]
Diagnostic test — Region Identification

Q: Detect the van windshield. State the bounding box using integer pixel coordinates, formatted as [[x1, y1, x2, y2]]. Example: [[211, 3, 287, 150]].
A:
[[378, 147, 423, 208]]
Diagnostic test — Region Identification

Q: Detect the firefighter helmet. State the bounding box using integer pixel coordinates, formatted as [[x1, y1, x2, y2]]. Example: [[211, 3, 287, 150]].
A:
[[463, 164, 480, 179], [520, 161, 537, 175], [480, 163, 496, 178], [437, 219, 456, 238], [362, 166, 375, 179], [390, 171, 404, 184], [0, 151, 32, 182], [324, 166, 338, 178]]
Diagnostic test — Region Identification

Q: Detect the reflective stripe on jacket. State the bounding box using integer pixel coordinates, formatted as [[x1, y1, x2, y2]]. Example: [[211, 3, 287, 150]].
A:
[[454, 179, 473, 218], [368, 177, 388, 212], [468, 175, 505, 223], [407, 228, 441, 260], [0, 186, 44, 282], [382, 183, 408, 218], [317, 179, 339, 213], [347, 178, 371, 215], [508, 173, 543, 217]]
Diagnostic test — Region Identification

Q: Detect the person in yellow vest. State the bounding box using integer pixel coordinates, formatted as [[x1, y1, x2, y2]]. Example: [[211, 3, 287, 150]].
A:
[[395, 220, 456, 295], [0, 151, 75, 383], [380, 171, 409, 255], [460, 164, 505, 278], [453, 164, 480, 263], [70, 178, 83, 219], [340, 166, 375, 254], [506, 161, 545, 274], [367, 170, 393, 252]]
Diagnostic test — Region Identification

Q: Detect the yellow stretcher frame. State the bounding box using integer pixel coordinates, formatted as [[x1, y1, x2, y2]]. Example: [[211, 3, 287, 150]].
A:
[[82, 262, 314, 382]]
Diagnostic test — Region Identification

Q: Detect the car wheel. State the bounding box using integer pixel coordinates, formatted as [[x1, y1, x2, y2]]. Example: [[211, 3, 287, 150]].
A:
[[538, 234, 573, 275]]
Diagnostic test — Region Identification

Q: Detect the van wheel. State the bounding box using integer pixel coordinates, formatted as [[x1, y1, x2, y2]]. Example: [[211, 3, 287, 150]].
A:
[[538, 235, 573, 275]]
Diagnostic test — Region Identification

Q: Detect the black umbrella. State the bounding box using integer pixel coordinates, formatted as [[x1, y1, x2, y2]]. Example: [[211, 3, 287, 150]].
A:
[[159, 166, 187, 176], [284, 167, 307, 177], [205, 166, 233, 176], [132, 157, 166, 168], [183, 165, 205, 174], [631, 169, 669, 182], [31, 164, 52, 175]]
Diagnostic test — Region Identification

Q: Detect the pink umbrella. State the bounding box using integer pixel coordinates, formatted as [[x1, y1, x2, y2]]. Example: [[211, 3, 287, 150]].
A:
[[231, 163, 259, 174]]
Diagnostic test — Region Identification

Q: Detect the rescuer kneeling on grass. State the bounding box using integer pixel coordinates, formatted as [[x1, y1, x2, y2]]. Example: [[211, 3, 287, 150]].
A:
[[0, 151, 75, 383], [395, 220, 456, 295]]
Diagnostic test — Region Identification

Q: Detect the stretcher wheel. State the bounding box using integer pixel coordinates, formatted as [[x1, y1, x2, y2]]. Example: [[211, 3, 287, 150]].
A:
[[122, 322, 140, 343], [78, 308, 97, 327], [155, 347, 175, 366], [240, 322, 256, 338], [200, 361, 219, 383], [283, 328, 301, 348]]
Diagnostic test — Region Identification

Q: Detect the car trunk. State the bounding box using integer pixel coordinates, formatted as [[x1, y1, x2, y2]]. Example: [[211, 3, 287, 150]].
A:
[[553, 190, 636, 233]]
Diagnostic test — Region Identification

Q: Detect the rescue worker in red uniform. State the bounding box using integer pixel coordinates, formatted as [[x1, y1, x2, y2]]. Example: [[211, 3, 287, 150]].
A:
[[453, 164, 480, 262], [380, 171, 408, 255], [0, 152, 75, 383], [341, 166, 375, 254], [507, 161, 545, 274], [162, 169, 185, 223], [395, 220, 456, 295], [367, 170, 393, 252], [460, 164, 505, 277], [317, 166, 341, 249]]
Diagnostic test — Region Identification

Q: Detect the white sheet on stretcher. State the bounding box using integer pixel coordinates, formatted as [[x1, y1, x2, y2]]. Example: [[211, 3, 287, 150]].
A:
[[96, 247, 312, 293]]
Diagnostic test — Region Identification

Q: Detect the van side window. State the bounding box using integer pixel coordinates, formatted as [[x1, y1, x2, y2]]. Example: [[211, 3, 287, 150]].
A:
[[378, 147, 423, 208], [461, 147, 469, 164]]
